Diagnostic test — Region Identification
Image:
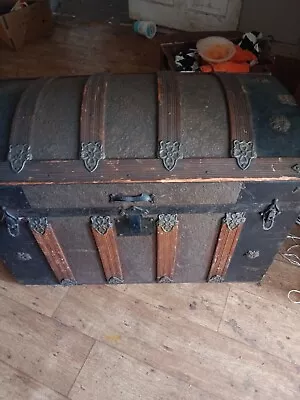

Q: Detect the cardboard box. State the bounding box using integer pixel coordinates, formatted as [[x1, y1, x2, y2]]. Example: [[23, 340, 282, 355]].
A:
[[0, 1, 53, 50]]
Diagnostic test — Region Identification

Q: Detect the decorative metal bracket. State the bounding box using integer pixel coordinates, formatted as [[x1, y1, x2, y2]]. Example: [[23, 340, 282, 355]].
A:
[[158, 140, 183, 171], [260, 199, 281, 231], [0, 207, 21, 237], [292, 164, 300, 174], [157, 214, 178, 233], [208, 275, 224, 283], [157, 276, 173, 283], [269, 115, 291, 133], [231, 140, 257, 170], [80, 141, 104, 172], [8, 144, 33, 173], [224, 212, 246, 230], [28, 217, 48, 235], [91, 215, 112, 235], [245, 250, 260, 259], [17, 252, 32, 261], [108, 276, 124, 284]]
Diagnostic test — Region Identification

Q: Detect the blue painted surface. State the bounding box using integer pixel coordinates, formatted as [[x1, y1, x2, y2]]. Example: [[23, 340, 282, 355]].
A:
[[239, 75, 300, 157], [0, 186, 57, 285]]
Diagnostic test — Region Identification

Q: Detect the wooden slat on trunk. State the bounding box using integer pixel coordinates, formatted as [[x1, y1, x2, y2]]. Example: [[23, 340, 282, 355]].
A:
[[208, 220, 244, 282], [29, 220, 76, 284], [0, 158, 300, 184], [157, 72, 182, 171], [156, 214, 179, 283], [80, 75, 108, 172], [91, 217, 123, 284], [8, 79, 54, 173]]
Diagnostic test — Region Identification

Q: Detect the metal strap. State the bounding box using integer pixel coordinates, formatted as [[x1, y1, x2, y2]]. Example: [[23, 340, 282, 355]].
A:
[[80, 75, 108, 172], [216, 73, 257, 170], [8, 78, 54, 173], [157, 72, 182, 171]]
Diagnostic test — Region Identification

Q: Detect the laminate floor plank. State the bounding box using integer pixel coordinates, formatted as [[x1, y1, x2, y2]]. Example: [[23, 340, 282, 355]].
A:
[[54, 284, 299, 400], [219, 286, 300, 365], [0, 294, 95, 396], [230, 260, 300, 313], [110, 282, 230, 331], [0, 263, 68, 317], [69, 341, 218, 400], [0, 361, 68, 400]]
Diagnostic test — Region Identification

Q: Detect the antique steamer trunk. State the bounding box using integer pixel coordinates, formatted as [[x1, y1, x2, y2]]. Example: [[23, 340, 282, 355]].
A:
[[0, 72, 300, 285]]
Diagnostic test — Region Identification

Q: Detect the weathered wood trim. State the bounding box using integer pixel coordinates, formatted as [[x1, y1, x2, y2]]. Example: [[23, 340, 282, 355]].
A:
[[80, 75, 108, 172], [157, 72, 182, 171], [0, 158, 299, 185], [216, 74, 257, 170], [207, 217, 244, 282], [29, 219, 76, 284], [90, 216, 123, 284], [80, 75, 107, 145], [156, 214, 179, 282], [8, 78, 54, 173]]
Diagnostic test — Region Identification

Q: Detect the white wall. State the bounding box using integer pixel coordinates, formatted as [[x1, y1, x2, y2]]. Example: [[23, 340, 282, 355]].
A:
[[129, 0, 242, 31]]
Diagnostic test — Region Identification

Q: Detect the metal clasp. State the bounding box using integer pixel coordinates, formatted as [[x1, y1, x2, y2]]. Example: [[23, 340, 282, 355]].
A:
[[115, 206, 154, 236], [0, 207, 21, 237], [260, 199, 281, 231]]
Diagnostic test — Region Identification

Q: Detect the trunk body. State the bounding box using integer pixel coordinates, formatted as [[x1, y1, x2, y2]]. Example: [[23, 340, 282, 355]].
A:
[[0, 73, 299, 285]]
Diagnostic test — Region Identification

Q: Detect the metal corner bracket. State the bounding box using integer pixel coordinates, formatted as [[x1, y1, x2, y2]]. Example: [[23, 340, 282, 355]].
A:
[[157, 214, 178, 233], [28, 217, 48, 235], [224, 212, 246, 230], [80, 141, 104, 172], [91, 215, 112, 235], [231, 140, 257, 170], [158, 140, 183, 171], [8, 144, 33, 173]]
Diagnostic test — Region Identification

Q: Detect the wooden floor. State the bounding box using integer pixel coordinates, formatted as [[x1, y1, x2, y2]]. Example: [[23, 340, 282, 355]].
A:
[[0, 21, 300, 400], [0, 258, 299, 400]]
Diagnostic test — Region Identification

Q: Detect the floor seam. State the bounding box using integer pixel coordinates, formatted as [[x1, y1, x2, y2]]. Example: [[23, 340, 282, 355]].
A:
[[217, 285, 231, 332], [213, 329, 300, 367], [0, 359, 69, 398], [88, 338, 219, 399], [229, 284, 300, 315], [49, 287, 70, 317], [91, 284, 228, 333], [66, 340, 96, 399]]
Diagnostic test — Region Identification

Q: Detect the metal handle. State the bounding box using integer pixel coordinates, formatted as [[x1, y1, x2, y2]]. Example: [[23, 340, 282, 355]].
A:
[[109, 193, 154, 203], [0, 207, 20, 237], [260, 199, 280, 231]]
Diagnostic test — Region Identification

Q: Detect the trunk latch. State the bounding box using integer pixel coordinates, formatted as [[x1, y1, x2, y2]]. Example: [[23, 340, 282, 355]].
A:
[[115, 207, 155, 236]]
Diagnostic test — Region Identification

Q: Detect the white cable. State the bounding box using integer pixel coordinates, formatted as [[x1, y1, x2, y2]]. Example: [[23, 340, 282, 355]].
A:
[[279, 235, 300, 266], [288, 290, 300, 304]]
